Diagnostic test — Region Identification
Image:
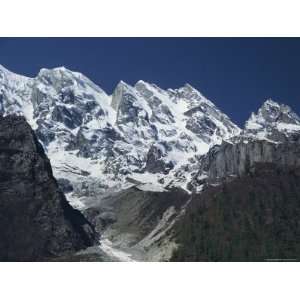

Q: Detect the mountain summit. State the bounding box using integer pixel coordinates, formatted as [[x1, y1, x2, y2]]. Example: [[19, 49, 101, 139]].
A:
[[0, 65, 299, 209], [245, 99, 300, 141], [1, 65, 300, 262]]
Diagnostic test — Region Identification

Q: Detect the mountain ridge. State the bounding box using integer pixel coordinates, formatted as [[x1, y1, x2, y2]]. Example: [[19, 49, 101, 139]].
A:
[[1, 64, 300, 261], [0, 64, 299, 209]]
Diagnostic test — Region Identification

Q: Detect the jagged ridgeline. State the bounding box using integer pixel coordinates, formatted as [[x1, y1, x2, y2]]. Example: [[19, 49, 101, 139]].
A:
[[1, 65, 300, 206], [0, 65, 241, 209], [0, 65, 300, 261]]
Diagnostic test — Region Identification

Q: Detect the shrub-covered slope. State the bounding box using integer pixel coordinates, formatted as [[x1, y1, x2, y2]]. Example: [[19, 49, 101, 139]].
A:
[[171, 163, 300, 261]]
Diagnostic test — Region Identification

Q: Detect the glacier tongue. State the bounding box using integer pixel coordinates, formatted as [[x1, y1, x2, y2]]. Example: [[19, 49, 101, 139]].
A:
[[0, 65, 242, 207]]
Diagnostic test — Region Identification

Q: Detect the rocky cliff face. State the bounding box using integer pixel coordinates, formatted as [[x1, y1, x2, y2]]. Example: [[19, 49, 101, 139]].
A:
[[190, 100, 300, 192], [0, 115, 96, 261], [1, 64, 300, 261], [191, 137, 300, 190]]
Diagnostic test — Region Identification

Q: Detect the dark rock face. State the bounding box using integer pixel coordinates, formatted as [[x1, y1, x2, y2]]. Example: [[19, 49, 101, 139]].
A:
[[57, 178, 74, 194], [145, 143, 174, 174], [35, 120, 56, 146], [52, 105, 83, 129], [0, 115, 96, 261]]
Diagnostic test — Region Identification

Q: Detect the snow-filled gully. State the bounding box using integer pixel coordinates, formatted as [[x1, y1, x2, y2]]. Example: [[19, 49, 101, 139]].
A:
[[98, 238, 137, 262]]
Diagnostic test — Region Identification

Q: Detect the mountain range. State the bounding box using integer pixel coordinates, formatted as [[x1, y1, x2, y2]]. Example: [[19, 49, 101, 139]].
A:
[[0, 64, 299, 261]]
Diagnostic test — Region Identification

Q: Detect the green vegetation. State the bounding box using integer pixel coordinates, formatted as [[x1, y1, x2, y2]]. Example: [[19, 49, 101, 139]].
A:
[[171, 164, 300, 261]]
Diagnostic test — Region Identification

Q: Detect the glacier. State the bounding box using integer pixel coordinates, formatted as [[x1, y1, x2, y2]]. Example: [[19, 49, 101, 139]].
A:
[[0, 64, 241, 208], [1, 64, 299, 210]]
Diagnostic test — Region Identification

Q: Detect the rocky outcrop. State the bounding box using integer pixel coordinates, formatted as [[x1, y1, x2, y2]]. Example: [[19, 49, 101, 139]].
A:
[[188, 99, 300, 191], [191, 137, 300, 189], [145, 143, 174, 174], [0, 115, 96, 261]]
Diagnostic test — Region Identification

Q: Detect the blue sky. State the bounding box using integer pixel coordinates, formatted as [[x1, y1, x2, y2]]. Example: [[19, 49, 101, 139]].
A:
[[0, 38, 299, 126]]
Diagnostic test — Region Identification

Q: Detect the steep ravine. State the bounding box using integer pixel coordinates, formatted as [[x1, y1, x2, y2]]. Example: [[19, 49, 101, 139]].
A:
[[83, 187, 190, 261]]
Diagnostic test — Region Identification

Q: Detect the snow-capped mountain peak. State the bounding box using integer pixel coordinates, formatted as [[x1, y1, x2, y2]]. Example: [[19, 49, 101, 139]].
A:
[[2, 63, 300, 208], [179, 83, 206, 98], [245, 98, 300, 141], [0, 64, 244, 206], [0, 65, 33, 125], [0, 64, 31, 83], [0, 64, 12, 75]]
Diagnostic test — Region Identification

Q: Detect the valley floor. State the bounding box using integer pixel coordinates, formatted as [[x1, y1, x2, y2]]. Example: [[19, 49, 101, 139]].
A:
[[52, 238, 140, 262], [98, 239, 137, 262]]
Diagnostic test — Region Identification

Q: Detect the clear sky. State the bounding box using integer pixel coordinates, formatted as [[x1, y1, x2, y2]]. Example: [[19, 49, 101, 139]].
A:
[[0, 38, 299, 127]]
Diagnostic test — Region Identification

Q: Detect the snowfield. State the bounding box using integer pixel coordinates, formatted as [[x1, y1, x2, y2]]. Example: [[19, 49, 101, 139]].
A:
[[1, 64, 300, 208]]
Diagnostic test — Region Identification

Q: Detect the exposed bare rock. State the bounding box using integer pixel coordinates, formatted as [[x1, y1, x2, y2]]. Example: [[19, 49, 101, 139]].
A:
[[192, 138, 300, 190], [0, 115, 96, 261]]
